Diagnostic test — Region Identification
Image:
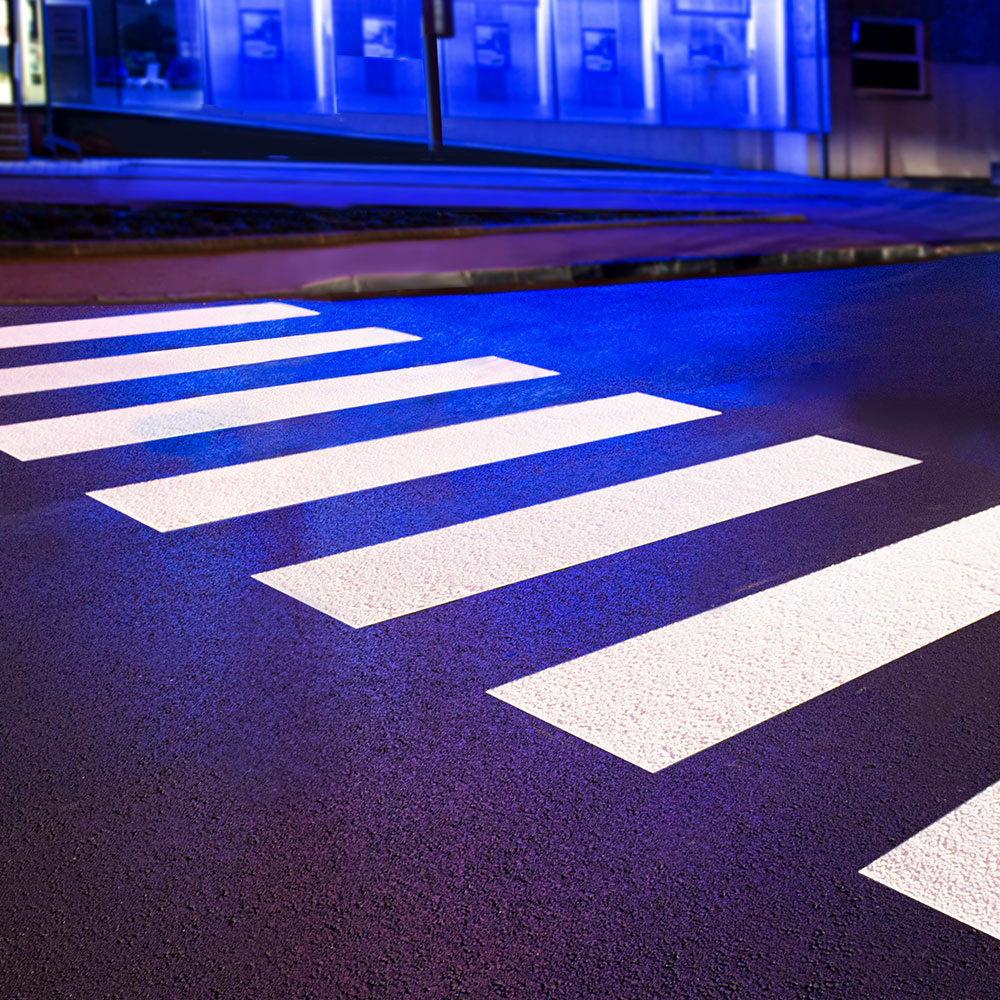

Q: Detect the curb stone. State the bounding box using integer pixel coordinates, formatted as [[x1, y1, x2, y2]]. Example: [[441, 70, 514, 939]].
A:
[[289, 240, 1000, 301]]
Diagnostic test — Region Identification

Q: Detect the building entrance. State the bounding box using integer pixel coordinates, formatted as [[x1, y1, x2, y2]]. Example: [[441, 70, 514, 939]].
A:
[[0, 0, 47, 105]]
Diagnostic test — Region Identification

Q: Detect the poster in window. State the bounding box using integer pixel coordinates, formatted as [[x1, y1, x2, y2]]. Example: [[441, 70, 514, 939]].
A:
[[362, 16, 396, 58], [687, 18, 747, 65], [240, 10, 283, 61], [474, 23, 510, 68], [582, 28, 616, 73], [673, 0, 751, 16]]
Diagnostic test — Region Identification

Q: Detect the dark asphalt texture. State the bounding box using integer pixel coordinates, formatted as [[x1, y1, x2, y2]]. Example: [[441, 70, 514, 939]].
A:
[[3, 258, 1000, 998]]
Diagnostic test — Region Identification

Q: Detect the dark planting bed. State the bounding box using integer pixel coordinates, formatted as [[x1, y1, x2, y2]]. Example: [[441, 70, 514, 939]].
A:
[[0, 202, 760, 243]]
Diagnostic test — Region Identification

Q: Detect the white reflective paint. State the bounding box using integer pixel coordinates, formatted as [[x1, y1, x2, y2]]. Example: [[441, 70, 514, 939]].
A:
[[0, 356, 557, 460], [860, 778, 1000, 941], [89, 393, 719, 531], [0, 327, 420, 396], [488, 504, 1000, 774], [253, 435, 918, 628], [0, 301, 318, 349]]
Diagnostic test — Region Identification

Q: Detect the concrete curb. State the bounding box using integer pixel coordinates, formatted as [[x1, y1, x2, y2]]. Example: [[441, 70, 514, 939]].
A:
[[286, 238, 1000, 301]]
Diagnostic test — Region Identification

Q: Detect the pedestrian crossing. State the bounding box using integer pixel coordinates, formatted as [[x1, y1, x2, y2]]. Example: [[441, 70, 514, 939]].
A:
[[0, 326, 420, 396], [488, 504, 1000, 773], [860, 777, 1000, 941], [0, 356, 556, 460], [0, 301, 318, 348], [253, 435, 917, 628], [87, 392, 719, 531], [1, 300, 998, 944]]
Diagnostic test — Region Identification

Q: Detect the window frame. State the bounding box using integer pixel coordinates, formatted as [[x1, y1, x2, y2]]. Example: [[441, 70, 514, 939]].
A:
[[851, 16, 927, 98]]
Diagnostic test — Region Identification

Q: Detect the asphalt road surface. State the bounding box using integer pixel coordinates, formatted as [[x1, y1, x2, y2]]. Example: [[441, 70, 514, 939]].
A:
[[3, 256, 1000, 999]]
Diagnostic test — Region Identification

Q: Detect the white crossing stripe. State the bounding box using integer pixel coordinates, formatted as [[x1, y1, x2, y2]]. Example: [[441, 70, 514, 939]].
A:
[[488, 503, 1000, 773], [89, 393, 719, 532], [0, 327, 420, 396], [252, 435, 918, 628], [860, 778, 1000, 940], [0, 301, 318, 349], [0, 356, 556, 461]]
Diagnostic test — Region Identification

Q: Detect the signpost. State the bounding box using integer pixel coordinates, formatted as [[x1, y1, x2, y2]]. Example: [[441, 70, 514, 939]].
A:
[[421, 0, 453, 153]]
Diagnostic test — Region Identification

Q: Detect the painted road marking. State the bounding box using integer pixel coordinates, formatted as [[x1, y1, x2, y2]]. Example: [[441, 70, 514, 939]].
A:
[[488, 504, 1000, 773], [0, 356, 557, 461], [0, 327, 420, 396], [860, 778, 1000, 940], [89, 393, 719, 531], [0, 301, 318, 349], [253, 435, 918, 628]]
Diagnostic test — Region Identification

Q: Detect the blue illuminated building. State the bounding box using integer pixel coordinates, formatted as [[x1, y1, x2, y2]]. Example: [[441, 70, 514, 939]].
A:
[[4, 0, 1000, 177]]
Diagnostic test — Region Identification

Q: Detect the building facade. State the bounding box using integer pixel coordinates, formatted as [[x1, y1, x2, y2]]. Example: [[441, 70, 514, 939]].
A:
[[827, 0, 1000, 178], [3, 0, 999, 177]]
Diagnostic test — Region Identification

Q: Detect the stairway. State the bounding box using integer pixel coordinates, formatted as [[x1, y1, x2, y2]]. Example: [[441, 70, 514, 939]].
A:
[[0, 108, 29, 160]]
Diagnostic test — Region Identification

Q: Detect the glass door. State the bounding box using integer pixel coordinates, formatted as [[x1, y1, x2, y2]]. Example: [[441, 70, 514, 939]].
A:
[[117, 0, 203, 109], [0, 0, 48, 105]]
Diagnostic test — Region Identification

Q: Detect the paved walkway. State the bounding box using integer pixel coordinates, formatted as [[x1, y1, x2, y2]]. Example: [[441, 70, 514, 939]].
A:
[[1, 158, 999, 303]]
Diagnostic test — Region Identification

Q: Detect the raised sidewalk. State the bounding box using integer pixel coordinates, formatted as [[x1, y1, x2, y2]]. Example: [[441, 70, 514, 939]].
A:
[[1, 158, 999, 303]]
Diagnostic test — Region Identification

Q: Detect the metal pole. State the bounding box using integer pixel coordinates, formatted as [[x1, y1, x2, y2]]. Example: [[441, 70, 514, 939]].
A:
[[110, 0, 122, 105], [815, 0, 829, 179], [421, 0, 442, 153]]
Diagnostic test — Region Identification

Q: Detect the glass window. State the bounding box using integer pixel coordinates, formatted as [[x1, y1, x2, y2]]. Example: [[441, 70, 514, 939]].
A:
[[553, 0, 658, 123], [39, 0, 828, 149], [204, 0, 328, 112], [48, 2, 95, 105], [660, 0, 787, 129], [82, 0, 205, 109], [441, 0, 554, 120], [786, 0, 826, 133], [851, 17, 925, 97], [119, 0, 200, 107], [333, 0, 425, 114]]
